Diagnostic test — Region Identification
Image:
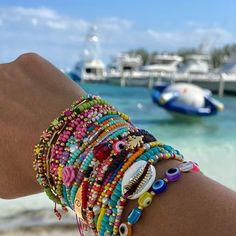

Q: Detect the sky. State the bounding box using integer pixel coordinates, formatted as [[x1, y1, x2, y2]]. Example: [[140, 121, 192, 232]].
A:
[[0, 0, 235, 68]]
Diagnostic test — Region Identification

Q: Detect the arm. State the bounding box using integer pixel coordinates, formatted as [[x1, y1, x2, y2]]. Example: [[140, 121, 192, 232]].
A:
[[123, 159, 236, 236], [0, 53, 236, 235], [0, 53, 85, 198]]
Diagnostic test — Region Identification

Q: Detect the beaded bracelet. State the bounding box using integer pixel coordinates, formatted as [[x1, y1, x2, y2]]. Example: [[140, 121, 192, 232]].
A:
[[68, 125, 131, 209], [52, 105, 119, 205], [33, 95, 108, 204], [50, 104, 118, 179], [61, 121, 130, 207], [52, 106, 123, 185], [118, 161, 201, 236], [89, 140, 184, 235], [33, 94, 196, 236], [99, 145, 184, 236]]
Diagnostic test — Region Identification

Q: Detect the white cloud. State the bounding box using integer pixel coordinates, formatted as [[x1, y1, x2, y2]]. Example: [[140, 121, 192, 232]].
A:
[[14, 6, 58, 19], [0, 6, 235, 68], [31, 18, 38, 26], [99, 17, 133, 31], [46, 20, 68, 30]]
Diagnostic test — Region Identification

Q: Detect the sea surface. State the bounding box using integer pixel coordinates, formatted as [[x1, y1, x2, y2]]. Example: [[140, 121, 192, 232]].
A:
[[0, 83, 236, 235]]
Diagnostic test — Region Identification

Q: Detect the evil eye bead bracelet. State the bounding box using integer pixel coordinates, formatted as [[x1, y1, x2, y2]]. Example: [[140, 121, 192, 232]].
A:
[[118, 161, 201, 236]]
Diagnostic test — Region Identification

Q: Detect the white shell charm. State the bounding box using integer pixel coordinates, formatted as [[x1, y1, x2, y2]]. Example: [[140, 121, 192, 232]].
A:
[[122, 160, 156, 199]]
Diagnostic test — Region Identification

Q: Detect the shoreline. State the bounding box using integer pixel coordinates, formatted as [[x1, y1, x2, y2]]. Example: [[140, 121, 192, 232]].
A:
[[0, 208, 94, 236], [0, 225, 78, 236]]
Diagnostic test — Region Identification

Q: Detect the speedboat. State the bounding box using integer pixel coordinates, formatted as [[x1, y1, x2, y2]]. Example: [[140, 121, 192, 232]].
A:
[[152, 83, 224, 117]]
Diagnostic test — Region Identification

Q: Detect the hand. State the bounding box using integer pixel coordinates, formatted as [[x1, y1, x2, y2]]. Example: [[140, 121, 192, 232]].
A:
[[0, 53, 85, 199]]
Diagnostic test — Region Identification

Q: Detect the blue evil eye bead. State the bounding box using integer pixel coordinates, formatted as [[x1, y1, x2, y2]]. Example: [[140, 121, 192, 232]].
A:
[[122, 160, 156, 199], [151, 179, 167, 194], [178, 161, 194, 172], [128, 207, 142, 225], [165, 167, 181, 182], [119, 222, 132, 236]]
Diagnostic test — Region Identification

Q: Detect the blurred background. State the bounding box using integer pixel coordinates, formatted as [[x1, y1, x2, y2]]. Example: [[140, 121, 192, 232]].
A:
[[0, 1, 236, 235]]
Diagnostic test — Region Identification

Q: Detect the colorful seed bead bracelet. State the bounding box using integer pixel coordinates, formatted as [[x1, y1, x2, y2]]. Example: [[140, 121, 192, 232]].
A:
[[33, 95, 108, 204], [33, 95, 201, 236]]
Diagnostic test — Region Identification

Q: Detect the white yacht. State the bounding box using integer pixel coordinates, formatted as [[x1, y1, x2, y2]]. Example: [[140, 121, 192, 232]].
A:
[[179, 54, 210, 74], [108, 53, 143, 74], [72, 60, 106, 82], [219, 54, 236, 75], [107, 53, 149, 86], [69, 26, 106, 82], [142, 54, 183, 73], [217, 54, 236, 94]]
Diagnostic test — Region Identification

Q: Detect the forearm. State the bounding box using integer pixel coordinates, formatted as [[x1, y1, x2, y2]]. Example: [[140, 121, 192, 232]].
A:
[[1, 54, 236, 236], [122, 159, 236, 236]]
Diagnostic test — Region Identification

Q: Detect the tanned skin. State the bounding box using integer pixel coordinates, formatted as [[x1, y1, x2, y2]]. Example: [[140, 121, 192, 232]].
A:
[[0, 53, 235, 236]]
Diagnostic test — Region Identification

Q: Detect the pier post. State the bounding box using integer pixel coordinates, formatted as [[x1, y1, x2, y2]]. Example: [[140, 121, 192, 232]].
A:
[[148, 74, 154, 89], [188, 74, 192, 84], [219, 74, 225, 97], [171, 73, 176, 84], [121, 71, 126, 87]]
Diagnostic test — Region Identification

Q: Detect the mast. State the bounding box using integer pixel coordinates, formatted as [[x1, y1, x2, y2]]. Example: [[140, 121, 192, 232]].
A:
[[82, 25, 101, 61]]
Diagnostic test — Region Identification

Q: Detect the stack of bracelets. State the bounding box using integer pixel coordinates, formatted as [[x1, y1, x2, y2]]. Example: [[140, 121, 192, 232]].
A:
[[33, 95, 201, 236]]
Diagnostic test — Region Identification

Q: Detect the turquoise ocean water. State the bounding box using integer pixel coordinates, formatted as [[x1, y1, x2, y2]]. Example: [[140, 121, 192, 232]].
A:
[[0, 83, 236, 232]]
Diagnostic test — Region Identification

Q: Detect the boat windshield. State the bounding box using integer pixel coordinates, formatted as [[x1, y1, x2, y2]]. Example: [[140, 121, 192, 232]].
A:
[[150, 59, 176, 65], [85, 68, 103, 75]]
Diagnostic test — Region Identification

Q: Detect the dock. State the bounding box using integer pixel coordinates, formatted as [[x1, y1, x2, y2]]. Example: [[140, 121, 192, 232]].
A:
[[106, 71, 236, 96]]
